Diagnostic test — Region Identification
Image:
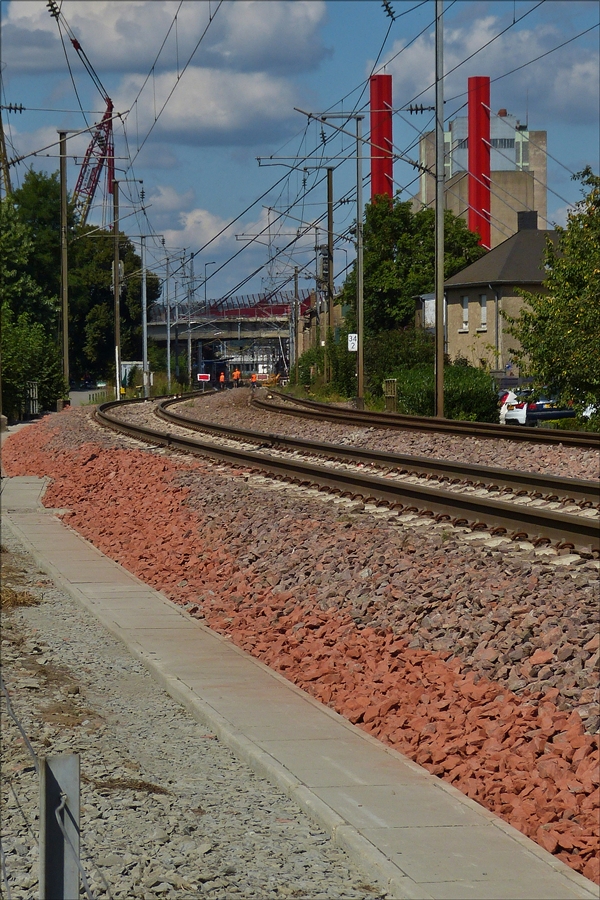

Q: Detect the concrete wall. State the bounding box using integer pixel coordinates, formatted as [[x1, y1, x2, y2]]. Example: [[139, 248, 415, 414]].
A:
[[416, 129, 547, 247]]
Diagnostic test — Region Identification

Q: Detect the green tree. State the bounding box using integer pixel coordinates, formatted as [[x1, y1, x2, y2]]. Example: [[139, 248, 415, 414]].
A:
[[11, 169, 67, 302], [338, 194, 487, 335], [69, 227, 160, 380], [505, 168, 600, 410], [0, 197, 64, 418], [0, 197, 59, 328], [12, 170, 161, 382]]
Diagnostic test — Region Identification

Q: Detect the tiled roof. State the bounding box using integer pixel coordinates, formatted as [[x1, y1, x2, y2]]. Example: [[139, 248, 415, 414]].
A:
[[445, 229, 559, 289]]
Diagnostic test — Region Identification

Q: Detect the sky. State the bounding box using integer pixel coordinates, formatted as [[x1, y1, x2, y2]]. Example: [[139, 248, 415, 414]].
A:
[[2, 0, 599, 304]]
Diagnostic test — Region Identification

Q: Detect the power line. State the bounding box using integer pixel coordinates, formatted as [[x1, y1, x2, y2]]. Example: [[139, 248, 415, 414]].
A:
[[123, 1, 224, 173]]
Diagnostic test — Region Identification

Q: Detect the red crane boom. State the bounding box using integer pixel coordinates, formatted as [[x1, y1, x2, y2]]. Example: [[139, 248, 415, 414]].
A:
[[47, 0, 114, 226]]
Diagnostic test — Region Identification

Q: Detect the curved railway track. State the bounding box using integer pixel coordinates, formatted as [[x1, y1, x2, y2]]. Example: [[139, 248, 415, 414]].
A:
[[255, 390, 600, 450], [95, 395, 600, 555]]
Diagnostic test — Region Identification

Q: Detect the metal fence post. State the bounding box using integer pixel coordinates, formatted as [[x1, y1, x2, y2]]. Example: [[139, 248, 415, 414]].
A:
[[384, 378, 397, 412], [39, 753, 80, 900]]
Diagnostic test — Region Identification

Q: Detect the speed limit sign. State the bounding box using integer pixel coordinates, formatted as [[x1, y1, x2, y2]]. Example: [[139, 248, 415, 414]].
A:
[[347, 333, 358, 352]]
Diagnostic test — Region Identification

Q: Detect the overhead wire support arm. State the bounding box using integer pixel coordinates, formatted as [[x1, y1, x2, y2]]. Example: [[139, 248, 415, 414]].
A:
[[293, 107, 430, 175]]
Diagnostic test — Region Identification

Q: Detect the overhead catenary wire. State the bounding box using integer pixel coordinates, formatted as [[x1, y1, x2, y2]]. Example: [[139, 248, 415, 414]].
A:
[[42, 2, 592, 310], [123, 1, 224, 173]]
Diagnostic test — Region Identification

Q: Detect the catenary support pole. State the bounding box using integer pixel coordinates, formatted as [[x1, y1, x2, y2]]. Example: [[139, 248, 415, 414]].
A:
[[166, 254, 171, 392], [356, 115, 364, 409], [434, 0, 445, 418], [141, 235, 149, 397], [113, 180, 121, 400], [187, 254, 194, 388], [294, 266, 299, 384], [58, 131, 69, 399], [325, 167, 334, 383]]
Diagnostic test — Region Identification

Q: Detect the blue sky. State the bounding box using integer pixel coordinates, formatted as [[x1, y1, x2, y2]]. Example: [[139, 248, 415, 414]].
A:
[[2, 0, 599, 301]]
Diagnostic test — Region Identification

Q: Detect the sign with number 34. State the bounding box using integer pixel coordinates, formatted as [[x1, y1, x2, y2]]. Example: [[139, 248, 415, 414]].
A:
[[347, 333, 358, 352]]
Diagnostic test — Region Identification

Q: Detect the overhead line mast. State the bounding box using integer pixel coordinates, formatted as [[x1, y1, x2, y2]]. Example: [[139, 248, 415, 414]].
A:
[[47, 0, 114, 226]]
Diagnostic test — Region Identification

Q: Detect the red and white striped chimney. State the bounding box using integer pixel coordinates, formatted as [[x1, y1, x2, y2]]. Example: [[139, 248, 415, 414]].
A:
[[467, 76, 491, 249], [369, 74, 393, 201]]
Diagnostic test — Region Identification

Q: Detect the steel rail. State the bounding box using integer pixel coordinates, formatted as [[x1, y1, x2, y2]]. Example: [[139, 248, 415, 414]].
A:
[[96, 399, 600, 553], [156, 397, 600, 505], [254, 391, 600, 450]]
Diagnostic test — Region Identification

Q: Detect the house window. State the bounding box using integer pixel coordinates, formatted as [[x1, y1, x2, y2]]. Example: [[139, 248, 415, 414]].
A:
[[479, 294, 487, 330], [461, 296, 469, 330]]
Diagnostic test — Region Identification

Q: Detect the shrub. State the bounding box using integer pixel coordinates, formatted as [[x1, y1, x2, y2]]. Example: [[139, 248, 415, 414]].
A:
[[365, 327, 434, 398], [395, 363, 498, 422]]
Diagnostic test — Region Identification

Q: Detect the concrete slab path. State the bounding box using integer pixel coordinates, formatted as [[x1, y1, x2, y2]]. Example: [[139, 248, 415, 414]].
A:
[[1, 473, 597, 900]]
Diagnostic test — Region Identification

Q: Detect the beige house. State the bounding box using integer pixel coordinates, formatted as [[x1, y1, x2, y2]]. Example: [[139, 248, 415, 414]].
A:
[[442, 212, 557, 374]]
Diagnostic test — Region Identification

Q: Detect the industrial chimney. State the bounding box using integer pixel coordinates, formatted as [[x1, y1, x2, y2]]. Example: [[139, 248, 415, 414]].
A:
[[468, 76, 491, 249], [370, 75, 393, 201]]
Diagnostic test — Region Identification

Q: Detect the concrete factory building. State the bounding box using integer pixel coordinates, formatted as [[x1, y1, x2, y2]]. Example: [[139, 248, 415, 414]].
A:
[[417, 107, 547, 249]]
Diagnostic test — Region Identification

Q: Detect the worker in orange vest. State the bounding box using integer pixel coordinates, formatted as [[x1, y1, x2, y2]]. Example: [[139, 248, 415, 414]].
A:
[[219, 372, 226, 390], [250, 372, 257, 392], [232, 368, 241, 387]]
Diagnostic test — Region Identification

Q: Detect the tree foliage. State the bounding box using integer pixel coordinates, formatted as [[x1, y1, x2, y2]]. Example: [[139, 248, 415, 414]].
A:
[[337, 195, 487, 334], [10, 170, 160, 383], [505, 168, 600, 409], [69, 227, 161, 379], [11, 169, 68, 302], [0, 196, 64, 419]]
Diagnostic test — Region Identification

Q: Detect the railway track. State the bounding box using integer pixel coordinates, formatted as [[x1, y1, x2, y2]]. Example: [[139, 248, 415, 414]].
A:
[[96, 395, 600, 554], [255, 390, 600, 449]]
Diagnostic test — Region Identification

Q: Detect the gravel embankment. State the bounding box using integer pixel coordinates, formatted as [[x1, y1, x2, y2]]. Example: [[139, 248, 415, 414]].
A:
[[2, 404, 599, 886], [1, 534, 384, 900]]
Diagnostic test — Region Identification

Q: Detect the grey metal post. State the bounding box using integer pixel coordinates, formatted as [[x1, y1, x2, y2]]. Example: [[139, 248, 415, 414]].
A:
[[166, 254, 171, 392], [39, 754, 80, 900], [187, 254, 194, 387], [113, 180, 121, 400], [141, 235, 149, 397], [356, 115, 364, 409], [325, 166, 334, 384], [435, 0, 445, 418], [294, 266, 299, 383], [58, 131, 69, 398]]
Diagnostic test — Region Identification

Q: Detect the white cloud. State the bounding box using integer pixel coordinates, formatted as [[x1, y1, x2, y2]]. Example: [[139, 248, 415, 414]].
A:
[[205, 0, 329, 75], [163, 203, 274, 250], [162, 206, 234, 250], [3, 0, 328, 76], [149, 184, 195, 214], [116, 66, 300, 146], [379, 16, 599, 127]]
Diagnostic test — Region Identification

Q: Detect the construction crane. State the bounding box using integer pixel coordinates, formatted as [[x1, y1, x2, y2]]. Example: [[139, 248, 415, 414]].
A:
[[47, 0, 114, 226]]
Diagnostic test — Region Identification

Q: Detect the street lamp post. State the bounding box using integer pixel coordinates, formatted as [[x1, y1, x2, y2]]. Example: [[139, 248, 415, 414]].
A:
[[112, 178, 142, 399]]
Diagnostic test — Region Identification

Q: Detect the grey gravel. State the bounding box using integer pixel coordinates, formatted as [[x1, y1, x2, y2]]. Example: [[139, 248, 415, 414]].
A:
[[0, 531, 386, 900]]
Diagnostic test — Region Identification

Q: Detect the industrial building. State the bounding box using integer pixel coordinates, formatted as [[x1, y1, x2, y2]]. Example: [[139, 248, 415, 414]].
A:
[[416, 100, 547, 248]]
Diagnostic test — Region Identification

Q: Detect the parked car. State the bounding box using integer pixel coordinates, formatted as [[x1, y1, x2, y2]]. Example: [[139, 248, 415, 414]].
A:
[[502, 390, 576, 427], [499, 389, 529, 425]]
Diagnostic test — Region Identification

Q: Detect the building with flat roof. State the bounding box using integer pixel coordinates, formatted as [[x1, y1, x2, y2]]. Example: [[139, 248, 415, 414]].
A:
[[416, 110, 547, 248]]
